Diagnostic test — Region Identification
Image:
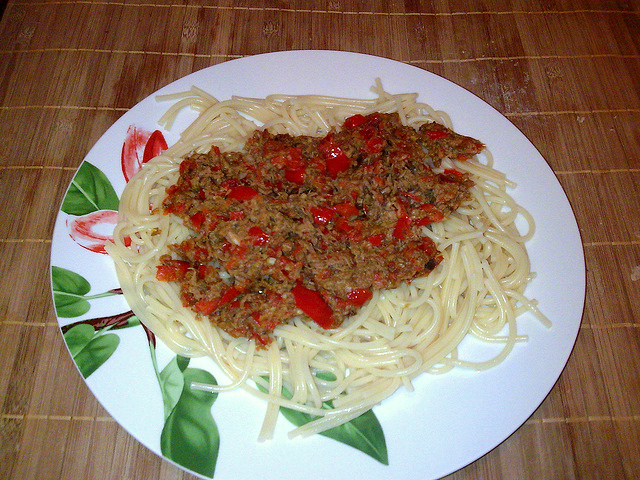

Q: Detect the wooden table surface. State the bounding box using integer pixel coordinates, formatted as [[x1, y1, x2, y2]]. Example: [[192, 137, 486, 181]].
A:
[[1, 1, 639, 479]]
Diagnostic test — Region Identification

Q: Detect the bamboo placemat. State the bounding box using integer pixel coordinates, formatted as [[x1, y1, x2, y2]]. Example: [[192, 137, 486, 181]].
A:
[[1, 1, 639, 479]]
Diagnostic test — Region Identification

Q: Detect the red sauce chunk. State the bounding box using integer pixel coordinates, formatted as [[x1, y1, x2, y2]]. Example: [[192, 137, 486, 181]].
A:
[[158, 113, 481, 346]]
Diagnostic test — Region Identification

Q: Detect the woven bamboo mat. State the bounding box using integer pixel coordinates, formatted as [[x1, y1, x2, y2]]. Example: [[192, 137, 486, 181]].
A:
[[1, 1, 639, 479]]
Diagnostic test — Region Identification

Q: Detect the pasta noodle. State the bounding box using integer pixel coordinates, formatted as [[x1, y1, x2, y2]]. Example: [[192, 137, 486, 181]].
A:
[[106, 80, 549, 439]]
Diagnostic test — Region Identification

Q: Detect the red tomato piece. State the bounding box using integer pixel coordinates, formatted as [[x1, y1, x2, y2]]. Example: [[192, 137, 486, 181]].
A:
[[179, 158, 196, 176], [367, 233, 384, 246], [194, 298, 219, 315], [333, 202, 359, 218], [364, 136, 384, 154], [443, 168, 465, 180], [156, 260, 190, 281], [284, 147, 304, 169], [346, 288, 373, 306], [401, 191, 423, 203], [165, 202, 188, 215], [197, 264, 209, 279], [310, 206, 335, 226], [318, 134, 351, 179], [417, 204, 445, 226], [227, 185, 259, 201], [193, 247, 210, 263], [420, 237, 439, 257], [285, 168, 305, 185], [335, 217, 354, 234], [189, 211, 206, 231], [425, 129, 448, 140], [393, 212, 412, 240], [344, 114, 366, 129], [220, 286, 242, 306], [291, 282, 335, 329], [248, 226, 270, 246]]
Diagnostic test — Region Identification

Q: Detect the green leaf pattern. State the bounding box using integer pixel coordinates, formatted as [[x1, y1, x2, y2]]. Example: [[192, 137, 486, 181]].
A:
[[160, 367, 220, 478], [158, 354, 189, 420], [298, 407, 388, 465], [63, 324, 120, 378], [52, 266, 92, 317], [61, 161, 120, 215], [258, 380, 388, 465]]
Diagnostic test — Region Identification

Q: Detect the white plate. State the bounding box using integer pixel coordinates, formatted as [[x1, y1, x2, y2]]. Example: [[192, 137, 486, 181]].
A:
[[50, 50, 585, 479]]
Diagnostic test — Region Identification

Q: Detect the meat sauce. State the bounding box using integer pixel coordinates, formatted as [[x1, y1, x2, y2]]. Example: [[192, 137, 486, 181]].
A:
[[158, 112, 483, 346]]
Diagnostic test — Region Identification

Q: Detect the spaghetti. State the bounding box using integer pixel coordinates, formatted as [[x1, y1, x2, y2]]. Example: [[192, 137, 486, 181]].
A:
[[106, 81, 549, 439]]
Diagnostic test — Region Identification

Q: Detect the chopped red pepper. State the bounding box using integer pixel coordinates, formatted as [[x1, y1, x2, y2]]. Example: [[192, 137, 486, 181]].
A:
[[400, 191, 423, 203], [164, 202, 188, 215], [372, 175, 385, 186], [193, 247, 210, 263], [197, 264, 209, 279], [440, 169, 468, 183], [189, 211, 206, 231], [165, 184, 181, 196], [335, 217, 354, 234], [227, 185, 260, 201], [393, 208, 412, 240], [272, 146, 304, 169], [251, 332, 270, 346], [291, 282, 335, 329], [443, 168, 465, 180], [179, 158, 196, 176], [285, 168, 305, 185], [248, 226, 270, 246], [194, 298, 219, 315], [224, 244, 248, 269], [346, 288, 373, 306], [364, 136, 384, 154], [317, 268, 332, 279], [425, 128, 449, 140], [318, 134, 351, 179], [194, 286, 243, 316], [420, 237, 439, 257], [417, 204, 445, 226], [367, 233, 384, 246], [276, 147, 306, 185], [277, 256, 301, 280], [230, 242, 248, 255], [333, 201, 359, 218], [310, 206, 335, 226], [284, 147, 304, 169], [219, 286, 242, 306], [344, 114, 366, 129], [156, 260, 190, 281]]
